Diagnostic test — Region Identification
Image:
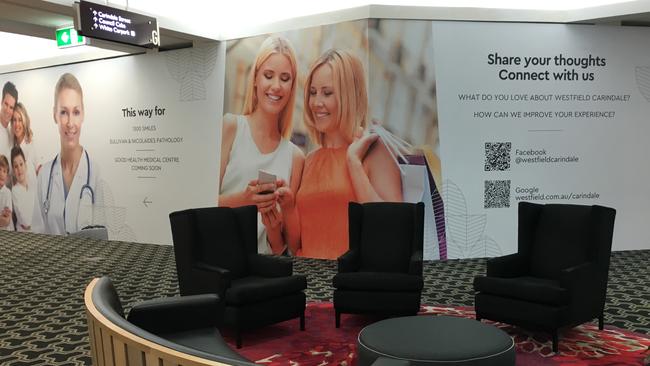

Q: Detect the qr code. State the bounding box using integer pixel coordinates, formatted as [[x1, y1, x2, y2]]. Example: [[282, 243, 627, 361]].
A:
[[484, 180, 511, 208], [485, 142, 511, 171]]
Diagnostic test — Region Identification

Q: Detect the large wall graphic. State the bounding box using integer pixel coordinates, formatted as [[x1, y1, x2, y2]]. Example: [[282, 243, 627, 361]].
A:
[[222, 20, 443, 260], [433, 22, 650, 254], [0, 44, 222, 244], [2, 20, 649, 257]]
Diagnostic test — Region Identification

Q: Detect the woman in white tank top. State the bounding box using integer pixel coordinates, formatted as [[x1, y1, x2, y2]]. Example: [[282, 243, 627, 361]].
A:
[[219, 36, 305, 255]]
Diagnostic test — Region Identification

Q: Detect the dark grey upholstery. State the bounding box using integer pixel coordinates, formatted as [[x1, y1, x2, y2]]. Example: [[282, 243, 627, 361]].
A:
[[473, 202, 616, 353], [333, 202, 424, 327], [169, 205, 307, 348], [357, 316, 515, 366], [91, 276, 252, 365]]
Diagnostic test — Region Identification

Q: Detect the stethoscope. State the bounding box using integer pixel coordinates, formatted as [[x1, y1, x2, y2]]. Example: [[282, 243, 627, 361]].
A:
[[43, 150, 94, 215]]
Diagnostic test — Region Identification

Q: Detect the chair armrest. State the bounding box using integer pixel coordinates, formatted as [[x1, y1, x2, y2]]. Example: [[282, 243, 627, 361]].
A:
[[127, 294, 223, 334], [194, 262, 231, 279], [560, 261, 603, 314], [338, 249, 360, 273], [249, 254, 293, 277], [193, 262, 232, 295], [408, 250, 423, 275], [486, 253, 528, 278], [560, 262, 600, 295], [194, 262, 230, 282]]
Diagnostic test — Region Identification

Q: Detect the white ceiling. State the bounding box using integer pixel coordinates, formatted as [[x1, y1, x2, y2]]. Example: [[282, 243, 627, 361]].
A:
[[2, 0, 650, 73]]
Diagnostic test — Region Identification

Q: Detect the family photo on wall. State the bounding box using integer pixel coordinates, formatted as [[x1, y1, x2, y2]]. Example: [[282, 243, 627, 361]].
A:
[[0, 75, 108, 237]]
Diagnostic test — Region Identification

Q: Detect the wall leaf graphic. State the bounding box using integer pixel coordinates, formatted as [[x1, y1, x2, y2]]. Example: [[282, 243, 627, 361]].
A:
[[166, 43, 219, 101], [92, 180, 137, 242], [469, 236, 503, 258], [635, 67, 650, 102], [442, 180, 501, 259]]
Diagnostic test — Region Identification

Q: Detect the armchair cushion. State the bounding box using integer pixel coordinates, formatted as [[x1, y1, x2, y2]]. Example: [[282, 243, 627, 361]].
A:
[[473, 276, 569, 306], [248, 254, 292, 277], [334, 272, 423, 292], [486, 253, 528, 278], [225, 275, 307, 305], [128, 294, 222, 333]]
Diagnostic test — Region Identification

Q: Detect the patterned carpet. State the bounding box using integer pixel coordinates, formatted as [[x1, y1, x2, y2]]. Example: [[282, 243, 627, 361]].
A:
[[0, 230, 648, 365], [228, 303, 650, 366]]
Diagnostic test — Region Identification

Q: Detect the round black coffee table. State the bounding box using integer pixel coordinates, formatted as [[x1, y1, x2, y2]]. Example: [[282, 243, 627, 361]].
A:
[[357, 315, 515, 366]]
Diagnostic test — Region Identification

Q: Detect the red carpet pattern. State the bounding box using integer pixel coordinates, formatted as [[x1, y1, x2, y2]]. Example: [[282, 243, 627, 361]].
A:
[[226, 302, 650, 366]]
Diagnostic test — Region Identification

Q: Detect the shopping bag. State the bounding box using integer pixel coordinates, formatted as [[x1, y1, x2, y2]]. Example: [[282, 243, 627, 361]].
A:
[[370, 125, 447, 260]]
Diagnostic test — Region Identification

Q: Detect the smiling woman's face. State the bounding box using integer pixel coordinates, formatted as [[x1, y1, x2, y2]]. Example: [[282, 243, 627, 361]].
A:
[[254, 53, 294, 116], [308, 64, 339, 135], [12, 110, 25, 141], [54, 88, 84, 149]]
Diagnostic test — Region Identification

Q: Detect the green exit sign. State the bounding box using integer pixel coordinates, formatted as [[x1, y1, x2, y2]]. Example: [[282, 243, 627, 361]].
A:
[[56, 27, 87, 48]]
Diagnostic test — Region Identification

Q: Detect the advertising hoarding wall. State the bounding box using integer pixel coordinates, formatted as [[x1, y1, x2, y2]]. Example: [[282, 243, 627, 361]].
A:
[[0, 44, 223, 244], [433, 22, 649, 254], [2, 20, 649, 256]]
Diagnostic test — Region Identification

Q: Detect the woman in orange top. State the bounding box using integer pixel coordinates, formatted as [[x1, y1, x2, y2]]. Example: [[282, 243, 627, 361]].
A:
[[278, 49, 402, 259]]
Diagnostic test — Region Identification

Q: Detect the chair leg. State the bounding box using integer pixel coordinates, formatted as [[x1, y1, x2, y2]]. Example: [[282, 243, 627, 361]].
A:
[[598, 314, 604, 330], [552, 331, 558, 353], [300, 312, 305, 331], [236, 329, 242, 349], [335, 310, 341, 328]]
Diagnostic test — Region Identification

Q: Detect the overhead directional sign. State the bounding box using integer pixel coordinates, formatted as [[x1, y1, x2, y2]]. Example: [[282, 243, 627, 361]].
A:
[[75, 0, 160, 48], [56, 26, 87, 48]]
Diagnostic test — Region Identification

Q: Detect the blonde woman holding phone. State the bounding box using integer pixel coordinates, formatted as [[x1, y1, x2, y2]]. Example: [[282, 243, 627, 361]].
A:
[[218, 36, 304, 255]]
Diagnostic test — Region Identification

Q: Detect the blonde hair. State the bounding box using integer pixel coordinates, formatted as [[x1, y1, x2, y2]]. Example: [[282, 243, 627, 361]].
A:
[[303, 49, 368, 147], [0, 154, 8, 171], [242, 36, 298, 139], [12, 103, 33, 144], [54, 73, 84, 109]]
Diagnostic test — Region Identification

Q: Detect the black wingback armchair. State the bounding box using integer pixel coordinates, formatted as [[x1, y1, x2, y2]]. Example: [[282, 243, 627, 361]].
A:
[[473, 202, 616, 352], [169, 206, 307, 348], [333, 202, 425, 327]]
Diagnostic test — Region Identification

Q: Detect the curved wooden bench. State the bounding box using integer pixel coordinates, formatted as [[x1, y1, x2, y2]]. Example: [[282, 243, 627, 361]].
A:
[[84, 277, 254, 366]]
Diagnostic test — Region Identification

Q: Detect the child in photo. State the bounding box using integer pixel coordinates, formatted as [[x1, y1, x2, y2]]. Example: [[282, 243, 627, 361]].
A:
[[0, 154, 14, 231], [11, 147, 33, 232]]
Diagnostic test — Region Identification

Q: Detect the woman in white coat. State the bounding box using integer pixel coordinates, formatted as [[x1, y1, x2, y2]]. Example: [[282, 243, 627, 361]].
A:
[[32, 73, 102, 235]]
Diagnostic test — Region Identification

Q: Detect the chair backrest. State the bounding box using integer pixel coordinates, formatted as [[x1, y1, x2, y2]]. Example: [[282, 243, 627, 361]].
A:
[[170, 206, 258, 282], [193, 207, 252, 279], [169, 208, 197, 293], [86, 277, 255, 366], [524, 203, 616, 280], [350, 202, 424, 273]]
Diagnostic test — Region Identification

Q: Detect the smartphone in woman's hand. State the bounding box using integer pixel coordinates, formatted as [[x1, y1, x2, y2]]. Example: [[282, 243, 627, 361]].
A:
[[258, 170, 277, 194]]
